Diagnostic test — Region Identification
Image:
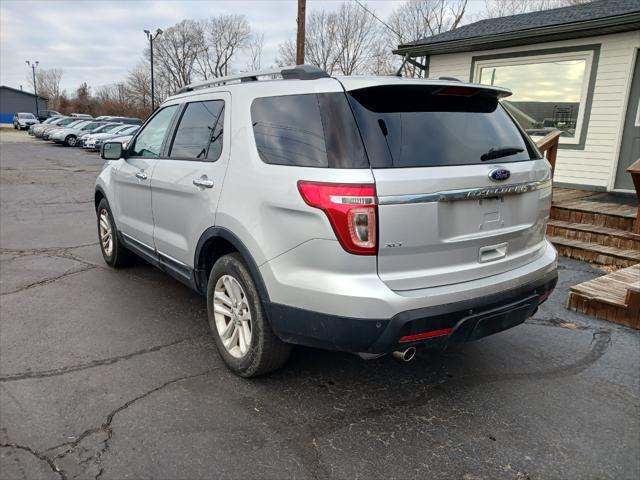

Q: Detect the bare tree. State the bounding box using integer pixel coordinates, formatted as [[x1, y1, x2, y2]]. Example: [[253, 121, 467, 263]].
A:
[[126, 62, 152, 111], [276, 2, 379, 75], [246, 32, 264, 71], [305, 9, 339, 73], [28, 68, 64, 109], [483, 0, 593, 19], [386, 0, 468, 77], [153, 19, 201, 91], [334, 2, 379, 75], [196, 14, 251, 78]]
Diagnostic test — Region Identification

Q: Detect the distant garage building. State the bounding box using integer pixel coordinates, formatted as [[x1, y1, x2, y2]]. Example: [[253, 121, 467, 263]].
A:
[[0, 86, 48, 123]]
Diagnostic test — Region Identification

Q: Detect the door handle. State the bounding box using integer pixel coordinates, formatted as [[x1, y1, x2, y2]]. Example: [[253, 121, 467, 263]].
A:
[[193, 177, 214, 189], [135, 171, 148, 180]]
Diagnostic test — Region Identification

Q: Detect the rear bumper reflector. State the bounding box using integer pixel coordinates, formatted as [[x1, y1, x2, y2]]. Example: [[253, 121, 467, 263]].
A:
[[399, 328, 453, 343]]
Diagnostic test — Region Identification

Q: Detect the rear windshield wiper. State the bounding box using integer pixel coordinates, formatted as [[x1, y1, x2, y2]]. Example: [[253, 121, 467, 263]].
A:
[[480, 146, 524, 162]]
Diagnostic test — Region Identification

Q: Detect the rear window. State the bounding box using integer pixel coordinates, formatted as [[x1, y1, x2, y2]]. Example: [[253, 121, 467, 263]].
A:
[[347, 85, 540, 168], [251, 93, 368, 168]]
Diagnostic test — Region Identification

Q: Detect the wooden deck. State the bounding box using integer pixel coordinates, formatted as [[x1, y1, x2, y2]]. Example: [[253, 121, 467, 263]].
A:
[[567, 265, 640, 329]]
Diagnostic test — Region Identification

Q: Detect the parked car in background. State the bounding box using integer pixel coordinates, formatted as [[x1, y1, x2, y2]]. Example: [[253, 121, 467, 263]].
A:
[[86, 124, 139, 151], [104, 133, 135, 150], [49, 121, 110, 147], [43, 119, 88, 140], [29, 116, 61, 135], [37, 110, 62, 122], [101, 116, 142, 125], [13, 112, 39, 130], [70, 113, 93, 118], [34, 117, 85, 138], [79, 123, 122, 145]]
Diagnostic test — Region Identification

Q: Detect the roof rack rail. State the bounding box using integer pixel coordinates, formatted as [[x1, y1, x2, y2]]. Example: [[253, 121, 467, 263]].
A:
[[176, 65, 329, 94]]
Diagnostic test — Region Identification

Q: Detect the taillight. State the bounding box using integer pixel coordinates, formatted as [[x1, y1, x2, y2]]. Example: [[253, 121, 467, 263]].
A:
[[436, 86, 478, 96], [297, 181, 377, 255]]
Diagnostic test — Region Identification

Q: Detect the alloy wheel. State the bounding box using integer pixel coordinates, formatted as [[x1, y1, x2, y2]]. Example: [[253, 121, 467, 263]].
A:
[[213, 275, 253, 359], [98, 208, 113, 257]]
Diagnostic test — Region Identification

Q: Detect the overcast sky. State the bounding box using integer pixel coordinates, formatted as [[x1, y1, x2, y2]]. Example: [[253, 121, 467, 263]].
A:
[[0, 0, 424, 93]]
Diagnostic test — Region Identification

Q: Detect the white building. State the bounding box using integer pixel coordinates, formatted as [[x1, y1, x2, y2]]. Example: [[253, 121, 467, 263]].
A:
[[394, 0, 640, 193]]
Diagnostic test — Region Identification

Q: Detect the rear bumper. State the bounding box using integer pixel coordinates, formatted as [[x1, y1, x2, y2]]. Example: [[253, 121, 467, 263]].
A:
[[266, 269, 557, 354]]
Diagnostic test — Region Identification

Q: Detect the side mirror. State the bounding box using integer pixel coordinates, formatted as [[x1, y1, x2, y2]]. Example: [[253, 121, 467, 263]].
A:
[[101, 142, 123, 160]]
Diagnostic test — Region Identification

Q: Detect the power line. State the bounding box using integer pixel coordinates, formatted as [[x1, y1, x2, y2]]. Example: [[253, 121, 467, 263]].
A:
[[353, 0, 401, 38]]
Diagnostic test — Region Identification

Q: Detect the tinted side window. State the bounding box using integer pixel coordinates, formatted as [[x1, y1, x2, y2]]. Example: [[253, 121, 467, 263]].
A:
[[129, 105, 178, 158], [251, 93, 368, 168], [169, 100, 224, 161], [252, 94, 327, 167]]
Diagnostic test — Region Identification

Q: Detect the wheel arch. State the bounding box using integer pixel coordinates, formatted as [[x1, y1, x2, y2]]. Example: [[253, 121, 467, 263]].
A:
[[94, 186, 107, 212], [194, 227, 270, 302]]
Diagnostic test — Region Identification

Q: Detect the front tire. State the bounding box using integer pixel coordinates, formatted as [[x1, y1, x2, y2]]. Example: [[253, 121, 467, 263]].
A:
[[97, 198, 131, 267], [65, 135, 77, 147], [207, 253, 291, 377]]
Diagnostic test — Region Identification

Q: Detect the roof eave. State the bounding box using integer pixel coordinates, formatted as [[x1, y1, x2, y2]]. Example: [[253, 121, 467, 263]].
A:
[[393, 12, 640, 57]]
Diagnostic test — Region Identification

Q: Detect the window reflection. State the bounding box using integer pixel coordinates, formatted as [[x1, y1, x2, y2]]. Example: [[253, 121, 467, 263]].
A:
[[479, 59, 587, 139]]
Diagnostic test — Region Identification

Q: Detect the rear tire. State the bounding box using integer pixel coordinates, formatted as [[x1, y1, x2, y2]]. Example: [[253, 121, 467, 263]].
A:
[[207, 253, 291, 377], [97, 198, 131, 267], [65, 135, 77, 147]]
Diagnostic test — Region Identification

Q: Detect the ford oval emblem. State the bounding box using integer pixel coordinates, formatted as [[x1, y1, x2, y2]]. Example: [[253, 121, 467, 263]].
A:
[[489, 168, 511, 182]]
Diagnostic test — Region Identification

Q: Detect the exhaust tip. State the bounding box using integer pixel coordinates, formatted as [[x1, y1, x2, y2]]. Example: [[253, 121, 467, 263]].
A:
[[392, 347, 416, 363]]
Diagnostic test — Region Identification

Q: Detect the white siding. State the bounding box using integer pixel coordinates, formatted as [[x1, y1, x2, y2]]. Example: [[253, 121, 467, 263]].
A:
[[428, 31, 640, 190]]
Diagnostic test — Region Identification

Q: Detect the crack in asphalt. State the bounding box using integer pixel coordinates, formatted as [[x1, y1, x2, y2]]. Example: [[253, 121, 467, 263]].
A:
[[0, 336, 205, 382], [0, 242, 99, 257], [1, 264, 96, 296], [46, 369, 217, 478], [0, 442, 67, 480], [1, 369, 216, 480]]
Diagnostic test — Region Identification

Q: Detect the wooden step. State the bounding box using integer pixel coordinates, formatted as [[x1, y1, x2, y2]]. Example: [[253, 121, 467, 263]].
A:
[[567, 265, 640, 329], [551, 200, 637, 232], [547, 235, 640, 267], [547, 220, 640, 250]]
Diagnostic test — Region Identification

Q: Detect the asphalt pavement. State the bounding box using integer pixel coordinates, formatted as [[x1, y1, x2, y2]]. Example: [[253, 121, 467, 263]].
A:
[[1, 128, 638, 480]]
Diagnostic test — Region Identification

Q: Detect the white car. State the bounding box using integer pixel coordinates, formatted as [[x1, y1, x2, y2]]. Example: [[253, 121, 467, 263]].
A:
[[91, 125, 140, 151], [106, 134, 134, 149], [84, 125, 137, 150]]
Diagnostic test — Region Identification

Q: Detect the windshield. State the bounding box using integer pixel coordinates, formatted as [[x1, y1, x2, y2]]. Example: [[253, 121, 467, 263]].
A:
[[121, 126, 139, 135], [347, 85, 540, 168], [97, 124, 119, 133], [56, 118, 78, 126], [18, 113, 35, 119], [81, 122, 103, 131]]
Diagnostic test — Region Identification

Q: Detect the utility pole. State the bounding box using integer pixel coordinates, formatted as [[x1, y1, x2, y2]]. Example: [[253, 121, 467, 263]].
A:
[[144, 28, 163, 112], [296, 0, 306, 65], [25, 61, 39, 117]]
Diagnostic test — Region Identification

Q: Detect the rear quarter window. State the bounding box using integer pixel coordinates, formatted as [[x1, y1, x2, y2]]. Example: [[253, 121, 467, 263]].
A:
[[251, 93, 368, 169]]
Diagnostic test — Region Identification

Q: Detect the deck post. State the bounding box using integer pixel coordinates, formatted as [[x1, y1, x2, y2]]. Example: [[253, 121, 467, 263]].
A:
[[535, 131, 561, 178], [626, 159, 640, 234]]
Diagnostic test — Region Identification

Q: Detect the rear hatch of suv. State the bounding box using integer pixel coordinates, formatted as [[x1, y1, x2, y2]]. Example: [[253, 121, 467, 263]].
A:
[[340, 79, 552, 291]]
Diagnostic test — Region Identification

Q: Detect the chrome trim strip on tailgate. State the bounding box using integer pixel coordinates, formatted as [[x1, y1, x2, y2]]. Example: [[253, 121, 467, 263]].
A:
[[377, 180, 551, 205]]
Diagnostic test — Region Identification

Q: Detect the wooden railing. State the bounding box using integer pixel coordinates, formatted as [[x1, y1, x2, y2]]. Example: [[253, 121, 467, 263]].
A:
[[535, 130, 561, 178]]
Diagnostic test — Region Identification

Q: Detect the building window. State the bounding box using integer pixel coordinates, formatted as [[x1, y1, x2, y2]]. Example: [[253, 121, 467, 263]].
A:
[[474, 50, 594, 146]]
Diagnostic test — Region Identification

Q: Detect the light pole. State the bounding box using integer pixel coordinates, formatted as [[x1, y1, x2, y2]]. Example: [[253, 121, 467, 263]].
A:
[[144, 28, 163, 112], [25, 60, 39, 117]]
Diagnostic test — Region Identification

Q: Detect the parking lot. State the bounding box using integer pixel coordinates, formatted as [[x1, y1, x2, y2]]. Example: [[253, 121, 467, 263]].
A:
[[0, 128, 638, 479]]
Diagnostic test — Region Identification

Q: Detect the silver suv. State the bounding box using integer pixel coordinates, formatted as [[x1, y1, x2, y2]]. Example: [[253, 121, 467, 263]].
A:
[[96, 65, 557, 377]]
